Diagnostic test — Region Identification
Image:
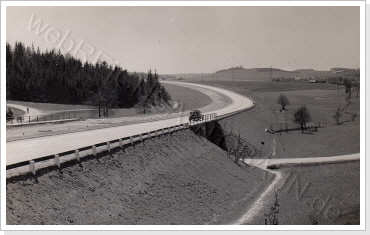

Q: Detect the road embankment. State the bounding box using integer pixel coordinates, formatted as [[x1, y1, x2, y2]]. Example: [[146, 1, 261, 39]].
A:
[[6, 129, 273, 225]]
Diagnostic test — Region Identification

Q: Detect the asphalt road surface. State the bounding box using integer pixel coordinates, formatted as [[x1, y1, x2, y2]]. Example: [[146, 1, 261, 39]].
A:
[[6, 82, 254, 166]]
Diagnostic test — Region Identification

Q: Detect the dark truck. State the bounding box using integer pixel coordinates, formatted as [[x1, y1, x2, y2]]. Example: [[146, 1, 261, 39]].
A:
[[189, 110, 203, 121]]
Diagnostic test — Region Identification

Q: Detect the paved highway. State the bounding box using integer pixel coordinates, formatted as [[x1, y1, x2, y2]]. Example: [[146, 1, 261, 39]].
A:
[[6, 82, 254, 166]]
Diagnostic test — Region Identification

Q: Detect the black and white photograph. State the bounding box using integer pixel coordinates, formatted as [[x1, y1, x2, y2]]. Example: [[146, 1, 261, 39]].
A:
[[1, 0, 366, 230]]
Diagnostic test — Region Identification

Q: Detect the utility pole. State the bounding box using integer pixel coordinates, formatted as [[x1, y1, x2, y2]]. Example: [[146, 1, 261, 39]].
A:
[[270, 66, 272, 87], [232, 68, 235, 82]]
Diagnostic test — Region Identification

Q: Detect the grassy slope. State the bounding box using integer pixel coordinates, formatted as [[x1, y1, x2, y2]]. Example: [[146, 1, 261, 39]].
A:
[[6, 130, 273, 225], [161, 83, 212, 111], [6, 106, 25, 117], [275, 161, 359, 225]]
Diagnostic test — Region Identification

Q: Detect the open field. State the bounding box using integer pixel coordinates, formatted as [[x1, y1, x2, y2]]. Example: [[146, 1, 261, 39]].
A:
[[163, 68, 341, 83], [161, 83, 212, 111], [6, 130, 273, 225], [191, 81, 360, 159], [189, 80, 343, 92], [248, 161, 360, 225]]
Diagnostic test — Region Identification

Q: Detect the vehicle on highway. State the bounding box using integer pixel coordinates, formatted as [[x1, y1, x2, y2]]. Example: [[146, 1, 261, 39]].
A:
[[189, 110, 203, 121]]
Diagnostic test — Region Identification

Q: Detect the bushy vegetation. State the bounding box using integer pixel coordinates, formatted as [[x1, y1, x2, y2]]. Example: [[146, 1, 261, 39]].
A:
[[6, 108, 14, 120], [6, 42, 171, 113], [264, 189, 280, 225]]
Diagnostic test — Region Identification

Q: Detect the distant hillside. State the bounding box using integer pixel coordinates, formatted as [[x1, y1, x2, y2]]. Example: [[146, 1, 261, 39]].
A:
[[162, 67, 356, 82], [294, 69, 316, 72]]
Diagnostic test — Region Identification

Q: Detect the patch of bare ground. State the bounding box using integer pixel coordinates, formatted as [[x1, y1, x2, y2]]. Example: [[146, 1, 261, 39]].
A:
[[249, 161, 360, 225], [6, 130, 273, 225]]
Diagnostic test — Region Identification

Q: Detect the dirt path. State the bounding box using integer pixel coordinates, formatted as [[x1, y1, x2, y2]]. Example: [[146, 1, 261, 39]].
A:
[[233, 153, 360, 224]]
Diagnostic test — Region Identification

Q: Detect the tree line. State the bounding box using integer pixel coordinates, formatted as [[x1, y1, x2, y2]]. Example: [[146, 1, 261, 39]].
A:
[[6, 42, 171, 116]]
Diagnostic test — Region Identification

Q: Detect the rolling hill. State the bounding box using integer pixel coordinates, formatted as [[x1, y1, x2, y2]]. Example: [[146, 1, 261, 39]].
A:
[[163, 67, 343, 82]]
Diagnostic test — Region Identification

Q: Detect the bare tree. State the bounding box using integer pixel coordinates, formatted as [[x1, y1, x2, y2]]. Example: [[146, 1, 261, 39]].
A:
[[86, 79, 118, 117], [332, 107, 342, 125], [344, 78, 352, 105], [137, 95, 151, 114], [354, 81, 360, 97], [277, 94, 290, 110], [293, 105, 312, 133]]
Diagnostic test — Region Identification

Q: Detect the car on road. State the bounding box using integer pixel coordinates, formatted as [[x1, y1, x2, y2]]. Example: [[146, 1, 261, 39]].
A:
[[189, 110, 203, 121]]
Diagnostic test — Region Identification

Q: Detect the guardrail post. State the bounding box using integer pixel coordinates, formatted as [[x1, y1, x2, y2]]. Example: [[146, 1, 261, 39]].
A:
[[162, 128, 165, 134], [75, 150, 80, 161], [92, 145, 97, 156], [130, 136, 134, 145], [29, 160, 36, 175], [148, 132, 151, 138], [119, 139, 123, 148], [54, 154, 60, 168], [156, 130, 159, 137], [106, 142, 111, 152], [29, 116, 31, 123], [140, 134, 143, 142]]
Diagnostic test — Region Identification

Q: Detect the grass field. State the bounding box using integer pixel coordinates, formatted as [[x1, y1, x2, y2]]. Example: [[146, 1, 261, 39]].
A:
[[198, 80, 360, 159], [161, 83, 212, 111], [189, 80, 342, 92], [277, 161, 360, 225]]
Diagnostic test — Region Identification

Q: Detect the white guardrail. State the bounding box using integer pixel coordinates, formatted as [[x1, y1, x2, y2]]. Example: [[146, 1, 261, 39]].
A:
[[6, 98, 255, 175]]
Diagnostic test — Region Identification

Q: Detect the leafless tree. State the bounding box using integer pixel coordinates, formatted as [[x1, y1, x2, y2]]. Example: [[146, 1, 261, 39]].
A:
[[277, 94, 290, 110], [332, 107, 342, 125], [86, 79, 117, 117], [137, 95, 151, 114], [293, 105, 312, 133]]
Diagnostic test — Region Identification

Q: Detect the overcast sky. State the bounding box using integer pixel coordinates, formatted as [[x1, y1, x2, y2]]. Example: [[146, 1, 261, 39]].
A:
[[6, 6, 360, 74]]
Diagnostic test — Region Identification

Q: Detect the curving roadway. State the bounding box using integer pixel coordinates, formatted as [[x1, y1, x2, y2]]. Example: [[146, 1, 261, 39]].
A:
[[6, 82, 254, 166]]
